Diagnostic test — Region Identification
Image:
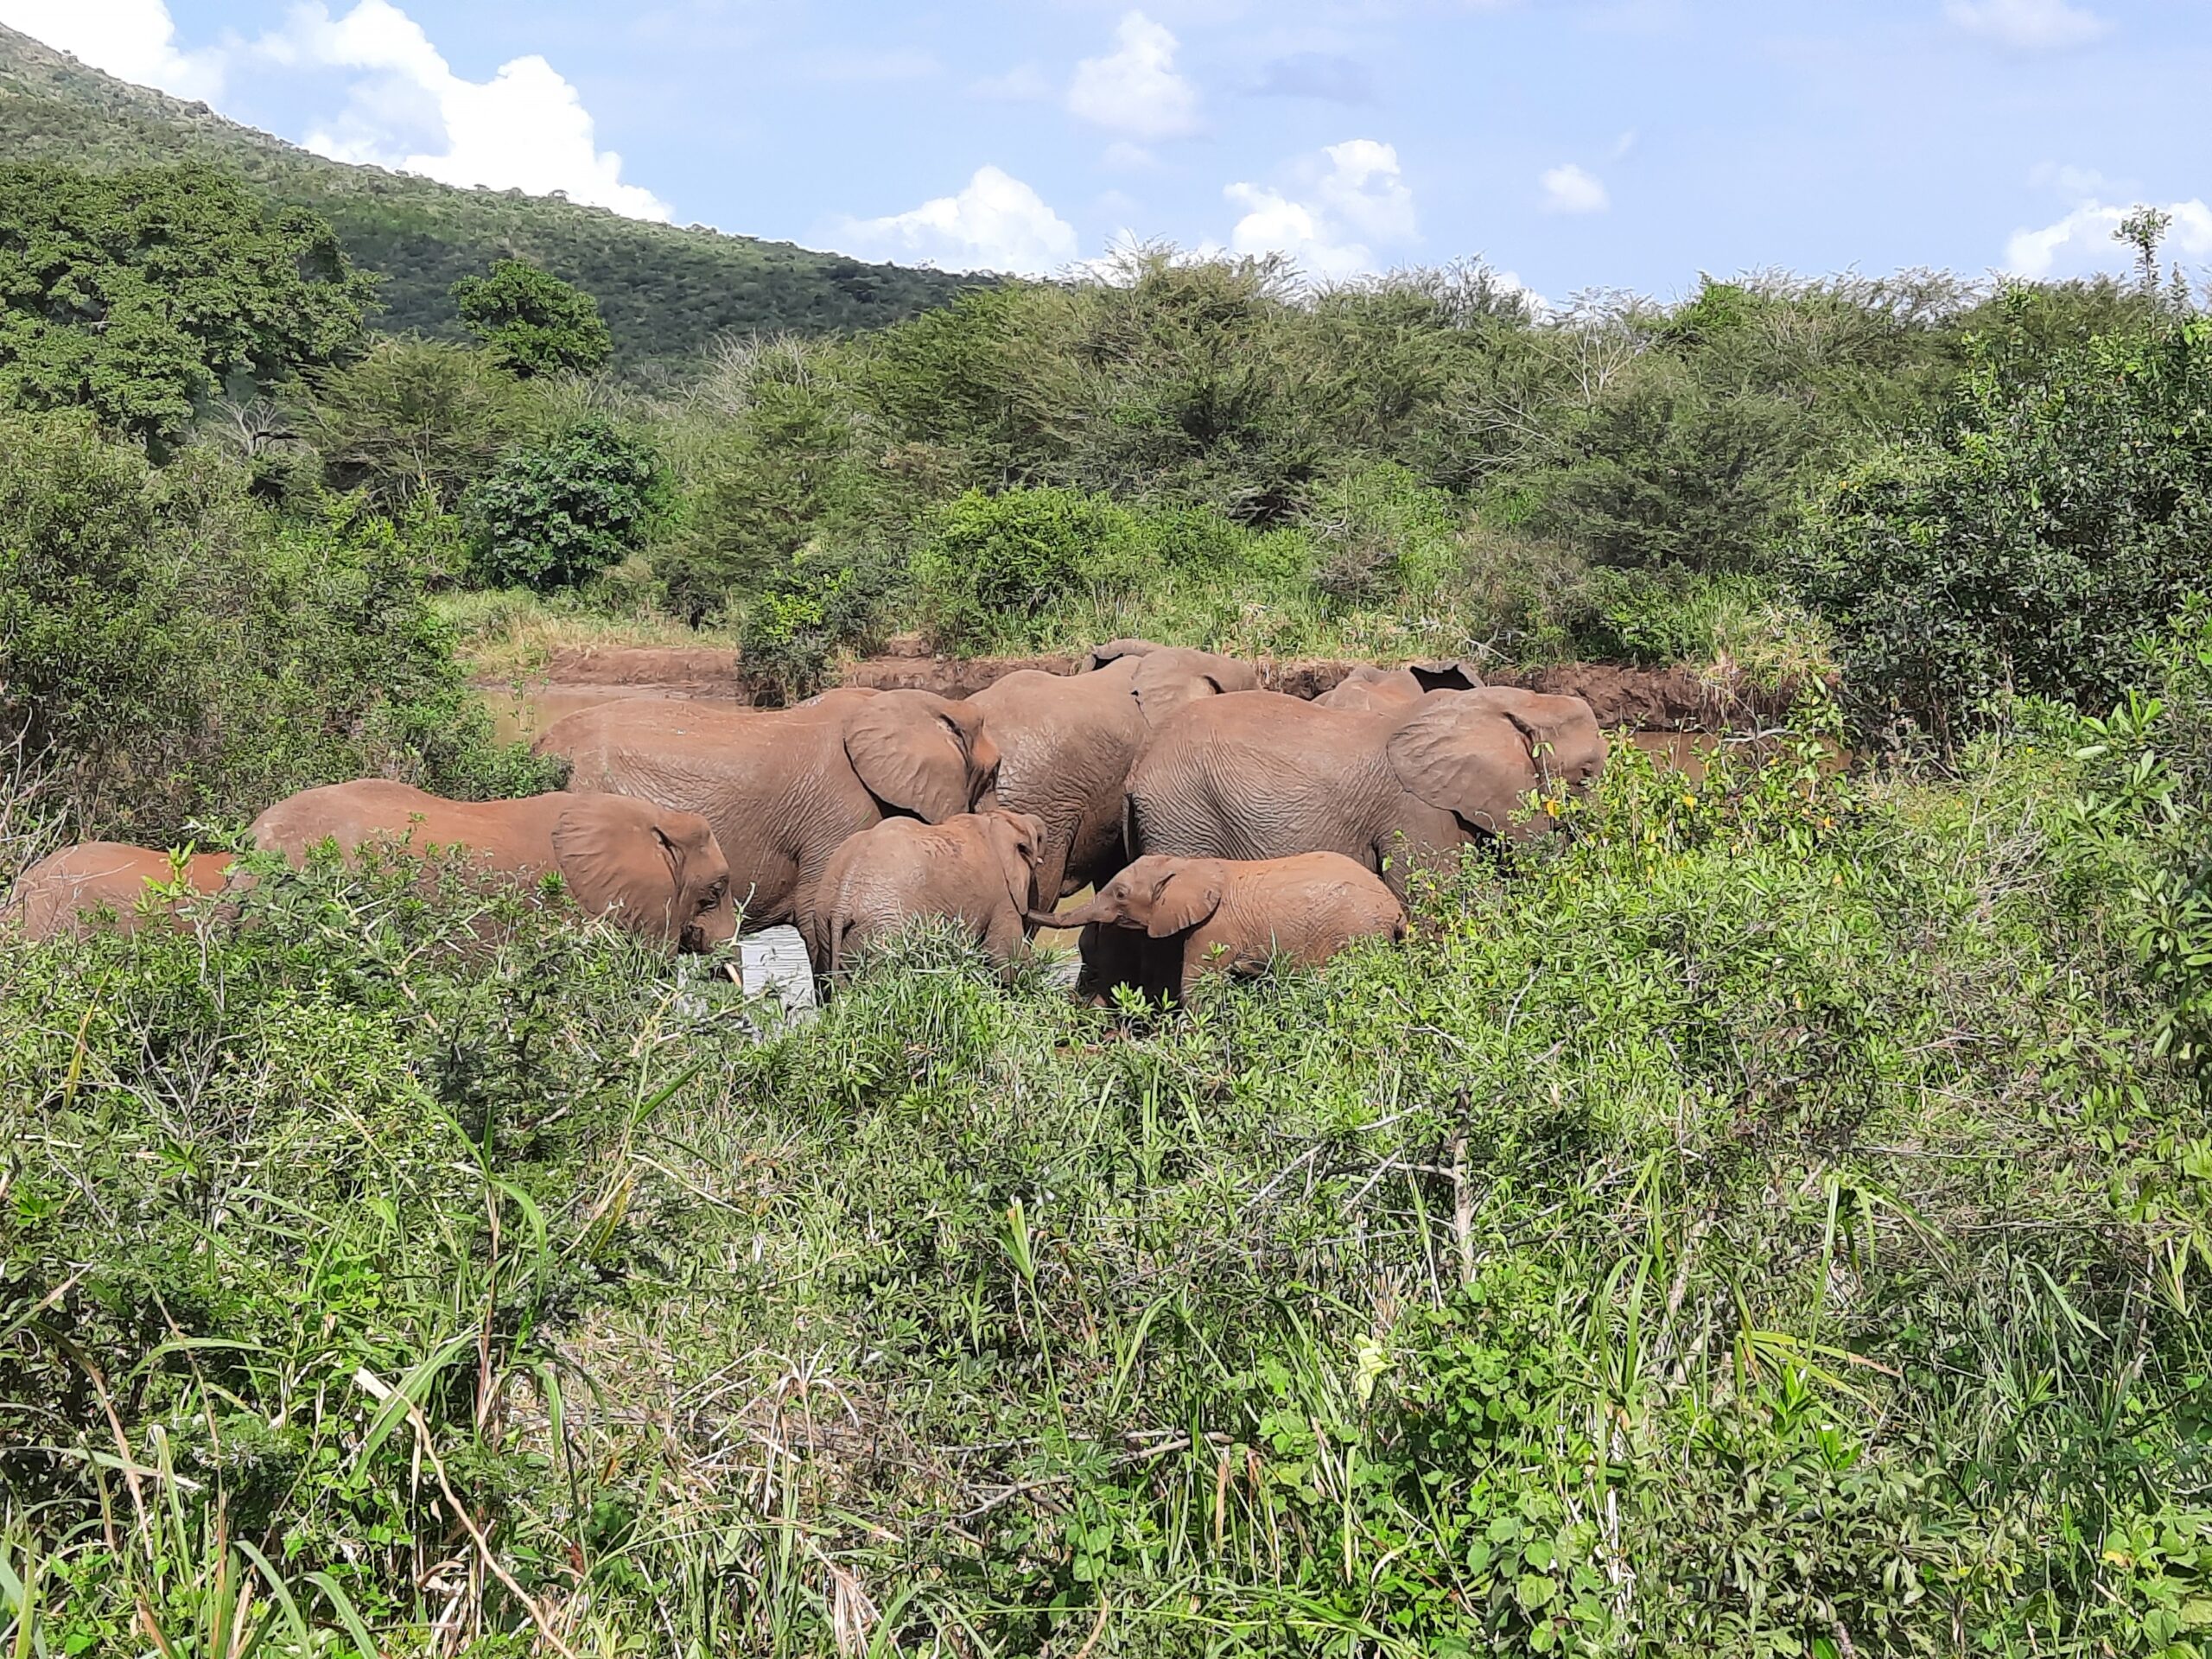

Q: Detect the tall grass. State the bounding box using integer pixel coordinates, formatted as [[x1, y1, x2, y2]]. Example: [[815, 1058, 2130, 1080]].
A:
[[9, 699, 2212, 1654]]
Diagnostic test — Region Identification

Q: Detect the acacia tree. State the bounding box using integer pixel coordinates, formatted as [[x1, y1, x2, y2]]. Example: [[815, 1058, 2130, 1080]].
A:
[[0, 162, 375, 448], [451, 259, 613, 378]]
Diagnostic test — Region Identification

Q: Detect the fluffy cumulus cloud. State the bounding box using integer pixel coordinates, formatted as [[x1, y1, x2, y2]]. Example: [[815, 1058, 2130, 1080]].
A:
[[2004, 197, 2212, 278], [1226, 138, 1416, 280], [1067, 11, 1199, 141], [1944, 0, 2111, 51], [1539, 162, 1610, 214], [829, 166, 1079, 276], [0, 0, 222, 99], [256, 0, 670, 221]]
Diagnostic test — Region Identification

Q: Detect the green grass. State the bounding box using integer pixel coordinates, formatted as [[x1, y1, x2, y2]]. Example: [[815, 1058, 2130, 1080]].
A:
[[9, 702, 2212, 1655]]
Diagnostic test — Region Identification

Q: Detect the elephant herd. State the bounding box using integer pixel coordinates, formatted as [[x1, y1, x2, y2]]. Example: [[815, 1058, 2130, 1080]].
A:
[[3, 641, 1606, 1002]]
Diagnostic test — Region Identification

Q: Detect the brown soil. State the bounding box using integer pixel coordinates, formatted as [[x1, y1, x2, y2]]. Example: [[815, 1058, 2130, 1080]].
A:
[[511, 645, 1808, 732], [538, 645, 742, 688]]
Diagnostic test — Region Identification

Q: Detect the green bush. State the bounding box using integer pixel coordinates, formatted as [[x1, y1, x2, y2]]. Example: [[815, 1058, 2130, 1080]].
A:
[[465, 420, 666, 591], [451, 258, 613, 378], [911, 486, 1150, 650], [299, 336, 541, 511], [0, 411, 550, 852], [1304, 462, 1464, 601], [736, 541, 902, 703], [1795, 306, 2212, 746]]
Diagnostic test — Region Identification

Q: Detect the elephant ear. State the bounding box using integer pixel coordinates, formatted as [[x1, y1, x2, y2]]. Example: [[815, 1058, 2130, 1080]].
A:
[[1384, 695, 1537, 834], [1142, 864, 1224, 938], [1407, 659, 1484, 694], [1130, 652, 1224, 722], [846, 696, 973, 822], [551, 798, 681, 943], [1085, 638, 1164, 671], [988, 812, 1047, 912]]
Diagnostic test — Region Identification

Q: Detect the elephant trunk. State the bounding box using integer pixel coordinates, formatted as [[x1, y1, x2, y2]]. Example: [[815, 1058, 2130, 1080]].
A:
[[1028, 897, 1109, 929]]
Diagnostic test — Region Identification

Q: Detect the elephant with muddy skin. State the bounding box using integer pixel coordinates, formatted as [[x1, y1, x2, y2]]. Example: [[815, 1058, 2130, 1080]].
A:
[[251, 780, 738, 952], [968, 642, 1258, 906], [1033, 850, 1405, 1002], [1314, 658, 1486, 715], [810, 808, 1049, 977], [536, 689, 1000, 944], [1123, 687, 1605, 899], [3, 843, 239, 942]]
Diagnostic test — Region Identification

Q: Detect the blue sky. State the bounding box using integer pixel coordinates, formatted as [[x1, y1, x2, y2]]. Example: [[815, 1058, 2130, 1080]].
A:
[[5, 0, 2208, 300]]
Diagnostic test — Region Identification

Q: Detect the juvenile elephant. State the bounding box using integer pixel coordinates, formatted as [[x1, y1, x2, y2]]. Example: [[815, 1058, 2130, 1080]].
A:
[[1125, 688, 1605, 898], [251, 781, 737, 951], [3, 843, 238, 941], [811, 809, 1048, 976], [969, 645, 1257, 905], [1315, 659, 1485, 714], [537, 690, 1000, 941], [1033, 852, 1405, 1001]]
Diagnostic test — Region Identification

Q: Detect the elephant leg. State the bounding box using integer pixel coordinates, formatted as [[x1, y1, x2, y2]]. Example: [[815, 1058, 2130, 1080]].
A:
[[982, 906, 1027, 970]]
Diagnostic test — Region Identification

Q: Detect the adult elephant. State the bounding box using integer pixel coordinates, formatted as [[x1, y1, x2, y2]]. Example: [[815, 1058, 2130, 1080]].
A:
[[1314, 659, 1485, 714], [251, 781, 737, 952], [1124, 687, 1605, 898], [3, 843, 238, 941], [969, 645, 1258, 904], [536, 690, 1000, 939]]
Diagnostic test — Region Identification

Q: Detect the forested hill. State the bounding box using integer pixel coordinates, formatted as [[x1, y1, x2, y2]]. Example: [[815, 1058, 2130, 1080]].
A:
[[0, 24, 984, 366]]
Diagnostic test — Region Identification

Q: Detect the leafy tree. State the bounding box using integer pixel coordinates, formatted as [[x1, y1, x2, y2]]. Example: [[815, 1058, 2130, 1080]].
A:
[[1795, 304, 2212, 746], [452, 259, 613, 378], [0, 411, 545, 840], [0, 162, 374, 446], [465, 421, 665, 590], [299, 337, 539, 510]]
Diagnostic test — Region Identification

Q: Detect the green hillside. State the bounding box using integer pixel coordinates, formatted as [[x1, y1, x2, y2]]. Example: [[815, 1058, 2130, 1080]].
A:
[[0, 23, 983, 366]]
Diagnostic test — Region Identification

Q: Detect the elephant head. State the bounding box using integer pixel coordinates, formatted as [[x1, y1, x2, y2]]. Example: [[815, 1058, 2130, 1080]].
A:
[[982, 810, 1051, 915], [550, 798, 738, 950], [1084, 638, 1166, 671], [1383, 690, 1605, 838], [845, 692, 1002, 822], [1128, 647, 1261, 722], [1034, 855, 1222, 938]]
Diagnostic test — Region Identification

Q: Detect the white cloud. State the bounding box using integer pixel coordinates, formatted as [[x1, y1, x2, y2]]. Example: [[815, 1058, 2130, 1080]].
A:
[[1945, 0, 2111, 51], [970, 62, 1052, 101], [2004, 197, 2212, 278], [1067, 11, 1199, 141], [829, 166, 1078, 276], [1226, 138, 1417, 280], [0, 0, 223, 99], [1539, 162, 1609, 214], [256, 0, 670, 221], [2028, 161, 2133, 200]]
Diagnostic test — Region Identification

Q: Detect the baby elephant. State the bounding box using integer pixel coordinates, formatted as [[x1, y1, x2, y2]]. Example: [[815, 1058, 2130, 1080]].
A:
[[251, 780, 738, 952], [3, 843, 238, 942], [812, 809, 1049, 976], [1033, 851, 1406, 1002]]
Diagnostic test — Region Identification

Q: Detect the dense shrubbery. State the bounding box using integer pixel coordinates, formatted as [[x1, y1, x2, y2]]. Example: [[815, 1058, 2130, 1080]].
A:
[[10, 704, 2212, 1653], [15, 148, 2212, 1658], [1798, 307, 2212, 745], [465, 419, 665, 591], [0, 162, 375, 448], [0, 411, 550, 859]]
